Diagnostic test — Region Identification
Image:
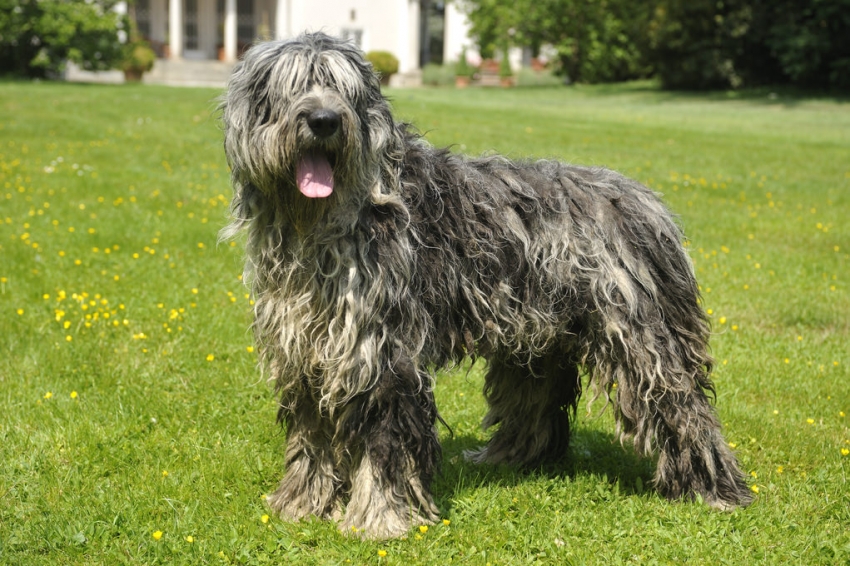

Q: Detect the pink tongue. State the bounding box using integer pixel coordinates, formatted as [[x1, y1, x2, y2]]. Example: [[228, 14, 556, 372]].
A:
[[296, 153, 334, 198]]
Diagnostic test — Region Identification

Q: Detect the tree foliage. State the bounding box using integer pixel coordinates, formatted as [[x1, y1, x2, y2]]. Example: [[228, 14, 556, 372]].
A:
[[648, 0, 850, 89], [0, 0, 126, 78], [459, 0, 850, 89], [460, 0, 651, 83]]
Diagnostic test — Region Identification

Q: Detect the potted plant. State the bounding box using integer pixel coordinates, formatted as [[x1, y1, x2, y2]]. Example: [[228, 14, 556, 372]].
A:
[[120, 39, 156, 82], [365, 50, 399, 86], [455, 46, 474, 88], [499, 48, 514, 87]]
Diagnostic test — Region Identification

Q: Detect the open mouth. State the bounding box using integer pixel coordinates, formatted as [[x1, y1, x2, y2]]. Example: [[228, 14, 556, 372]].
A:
[[295, 150, 336, 198]]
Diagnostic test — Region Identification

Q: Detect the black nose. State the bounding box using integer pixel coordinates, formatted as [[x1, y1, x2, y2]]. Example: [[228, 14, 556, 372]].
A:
[[306, 109, 341, 138]]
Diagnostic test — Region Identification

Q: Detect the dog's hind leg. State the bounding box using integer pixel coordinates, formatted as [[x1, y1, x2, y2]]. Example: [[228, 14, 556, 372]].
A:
[[586, 299, 753, 510], [268, 394, 339, 521], [464, 352, 581, 467], [337, 352, 441, 539]]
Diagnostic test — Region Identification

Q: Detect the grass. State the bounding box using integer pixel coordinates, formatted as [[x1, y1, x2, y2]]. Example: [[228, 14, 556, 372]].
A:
[[0, 80, 848, 565]]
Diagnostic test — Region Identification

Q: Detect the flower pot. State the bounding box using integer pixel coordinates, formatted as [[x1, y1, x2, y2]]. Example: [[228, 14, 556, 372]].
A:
[[455, 75, 471, 88], [123, 69, 144, 83]]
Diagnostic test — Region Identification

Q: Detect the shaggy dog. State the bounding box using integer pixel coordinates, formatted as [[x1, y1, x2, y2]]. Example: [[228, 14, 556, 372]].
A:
[[220, 32, 752, 539]]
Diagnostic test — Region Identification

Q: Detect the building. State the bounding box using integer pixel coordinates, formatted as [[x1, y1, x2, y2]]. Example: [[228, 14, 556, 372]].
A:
[[119, 0, 474, 87]]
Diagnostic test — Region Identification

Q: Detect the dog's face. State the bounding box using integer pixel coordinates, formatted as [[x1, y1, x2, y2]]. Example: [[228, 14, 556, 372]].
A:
[[222, 33, 396, 208]]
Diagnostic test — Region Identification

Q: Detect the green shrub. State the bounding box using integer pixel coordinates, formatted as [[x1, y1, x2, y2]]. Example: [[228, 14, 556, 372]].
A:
[[120, 40, 156, 73], [454, 46, 475, 77], [515, 67, 563, 87], [498, 50, 512, 77], [422, 63, 456, 86], [365, 50, 399, 81]]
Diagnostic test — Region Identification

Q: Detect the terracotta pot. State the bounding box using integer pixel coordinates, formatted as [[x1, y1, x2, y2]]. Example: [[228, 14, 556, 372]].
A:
[[123, 69, 144, 83], [455, 75, 471, 88]]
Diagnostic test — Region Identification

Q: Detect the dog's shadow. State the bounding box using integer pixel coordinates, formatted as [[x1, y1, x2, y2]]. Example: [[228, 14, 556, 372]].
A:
[[433, 428, 657, 515]]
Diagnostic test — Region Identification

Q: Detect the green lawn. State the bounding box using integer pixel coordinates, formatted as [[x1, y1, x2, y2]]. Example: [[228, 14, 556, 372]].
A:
[[1, 81, 848, 565]]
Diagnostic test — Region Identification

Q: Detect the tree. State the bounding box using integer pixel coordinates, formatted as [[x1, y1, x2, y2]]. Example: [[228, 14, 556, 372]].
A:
[[648, 0, 850, 89], [461, 0, 850, 89], [459, 0, 651, 83], [0, 0, 126, 78], [760, 0, 850, 89]]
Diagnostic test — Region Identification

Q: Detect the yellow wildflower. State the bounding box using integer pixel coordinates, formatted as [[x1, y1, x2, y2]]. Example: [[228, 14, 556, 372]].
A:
[[152, 530, 163, 541]]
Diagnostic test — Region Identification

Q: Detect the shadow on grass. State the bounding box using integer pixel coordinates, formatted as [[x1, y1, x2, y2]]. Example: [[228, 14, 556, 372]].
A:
[[572, 80, 850, 107], [433, 427, 657, 514]]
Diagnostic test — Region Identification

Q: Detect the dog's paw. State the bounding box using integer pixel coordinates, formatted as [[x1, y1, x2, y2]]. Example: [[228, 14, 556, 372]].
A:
[[267, 478, 337, 521], [339, 508, 435, 540]]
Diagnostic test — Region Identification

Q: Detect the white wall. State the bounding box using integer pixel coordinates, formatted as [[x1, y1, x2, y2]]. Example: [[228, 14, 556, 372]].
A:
[[277, 0, 419, 73], [443, 0, 477, 64]]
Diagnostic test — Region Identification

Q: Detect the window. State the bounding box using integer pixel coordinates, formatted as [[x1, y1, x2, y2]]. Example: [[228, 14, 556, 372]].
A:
[[340, 28, 363, 50], [184, 0, 199, 50], [135, 0, 151, 38], [237, 0, 255, 44]]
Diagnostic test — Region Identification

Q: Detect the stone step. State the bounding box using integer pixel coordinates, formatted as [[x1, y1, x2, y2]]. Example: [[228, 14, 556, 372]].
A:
[[144, 59, 235, 88], [67, 59, 422, 89], [388, 70, 422, 88]]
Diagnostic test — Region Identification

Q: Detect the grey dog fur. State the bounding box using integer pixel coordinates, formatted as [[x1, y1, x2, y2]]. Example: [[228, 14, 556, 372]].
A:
[[220, 32, 752, 539]]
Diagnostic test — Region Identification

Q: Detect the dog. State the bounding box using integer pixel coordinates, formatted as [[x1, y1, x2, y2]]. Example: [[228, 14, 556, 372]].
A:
[[220, 32, 752, 539]]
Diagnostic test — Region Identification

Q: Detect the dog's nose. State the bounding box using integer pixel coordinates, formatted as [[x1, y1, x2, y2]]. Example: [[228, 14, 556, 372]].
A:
[[307, 109, 341, 138]]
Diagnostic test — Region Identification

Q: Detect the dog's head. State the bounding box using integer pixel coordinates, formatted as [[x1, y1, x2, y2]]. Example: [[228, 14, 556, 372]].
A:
[[221, 32, 401, 232]]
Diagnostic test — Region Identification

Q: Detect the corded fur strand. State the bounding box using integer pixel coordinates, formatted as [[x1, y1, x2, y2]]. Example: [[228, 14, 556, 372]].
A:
[[221, 32, 752, 540]]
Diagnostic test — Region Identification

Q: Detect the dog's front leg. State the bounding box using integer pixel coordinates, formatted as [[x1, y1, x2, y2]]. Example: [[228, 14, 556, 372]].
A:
[[267, 391, 340, 521], [336, 352, 441, 539]]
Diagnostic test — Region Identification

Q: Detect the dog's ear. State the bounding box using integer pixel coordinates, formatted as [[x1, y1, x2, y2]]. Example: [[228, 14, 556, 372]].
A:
[[367, 104, 402, 155], [220, 179, 263, 241]]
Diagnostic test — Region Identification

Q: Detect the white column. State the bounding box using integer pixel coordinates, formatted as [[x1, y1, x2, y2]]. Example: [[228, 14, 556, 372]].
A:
[[275, 0, 289, 40], [168, 0, 183, 58], [400, 0, 420, 73], [224, 0, 237, 61], [443, 1, 479, 65]]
